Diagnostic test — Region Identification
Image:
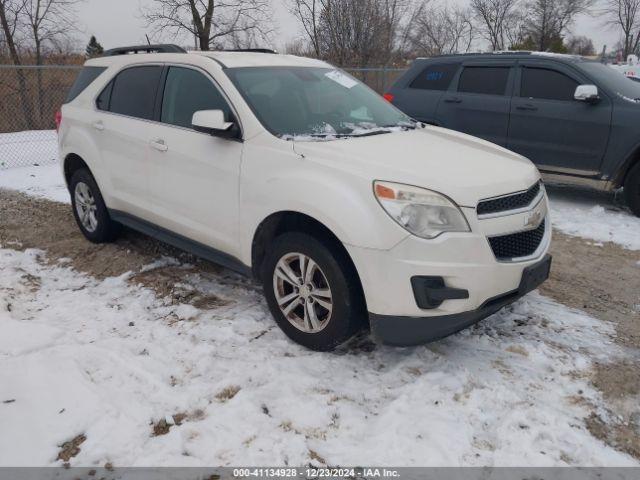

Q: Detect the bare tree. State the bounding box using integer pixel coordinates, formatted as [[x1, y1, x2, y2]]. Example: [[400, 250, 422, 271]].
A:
[[565, 34, 595, 54], [470, 0, 521, 50], [22, 0, 80, 122], [0, 0, 35, 128], [143, 0, 273, 50], [523, 0, 594, 51], [289, 0, 417, 66], [409, 2, 474, 56], [603, 0, 640, 57]]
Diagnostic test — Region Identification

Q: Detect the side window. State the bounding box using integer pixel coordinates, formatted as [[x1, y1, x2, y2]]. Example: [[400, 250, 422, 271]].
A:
[[108, 66, 163, 120], [96, 80, 113, 111], [458, 67, 510, 95], [521, 67, 579, 101], [66, 66, 107, 103], [409, 64, 459, 91], [161, 67, 231, 129]]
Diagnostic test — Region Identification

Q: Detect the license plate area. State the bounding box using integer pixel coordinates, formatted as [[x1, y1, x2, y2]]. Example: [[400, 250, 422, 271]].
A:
[[518, 255, 552, 295]]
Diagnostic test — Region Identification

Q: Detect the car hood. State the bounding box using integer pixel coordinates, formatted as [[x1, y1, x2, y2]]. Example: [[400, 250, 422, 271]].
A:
[[292, 126, 540, 207]]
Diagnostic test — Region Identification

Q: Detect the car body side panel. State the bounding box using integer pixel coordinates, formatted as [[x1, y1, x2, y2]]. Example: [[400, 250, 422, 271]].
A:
[[237, 134, 410, 266]]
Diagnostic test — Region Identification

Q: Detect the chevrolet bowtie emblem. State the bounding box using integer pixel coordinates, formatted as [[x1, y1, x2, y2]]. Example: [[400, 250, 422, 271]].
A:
[[524, 209, 543, 228]]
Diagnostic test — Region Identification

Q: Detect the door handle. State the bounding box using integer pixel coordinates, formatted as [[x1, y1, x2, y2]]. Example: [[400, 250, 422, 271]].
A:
[[444, 97, 462, 104], [92, 121, 104, 131], [516, 104, 538, 111], [149, 139, 168, 152]]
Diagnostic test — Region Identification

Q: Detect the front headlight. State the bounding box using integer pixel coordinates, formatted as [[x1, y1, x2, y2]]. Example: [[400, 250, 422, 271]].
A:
[[374, 181, 470, 239]]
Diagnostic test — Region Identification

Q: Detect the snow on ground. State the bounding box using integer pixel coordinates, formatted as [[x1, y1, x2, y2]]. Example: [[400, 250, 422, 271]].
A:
[[547, 187, 640, 251], [0, 130, 58, 170], [0, 162, 68, 203], [0, 247, 636, 467]]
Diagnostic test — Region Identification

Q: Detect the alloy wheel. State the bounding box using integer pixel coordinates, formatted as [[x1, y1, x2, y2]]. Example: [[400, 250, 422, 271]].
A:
[[272, 252, 333, 333]]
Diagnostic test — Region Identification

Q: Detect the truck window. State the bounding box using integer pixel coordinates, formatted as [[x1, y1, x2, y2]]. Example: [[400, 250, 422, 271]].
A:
[[458, 66, 510, 96], [409, 64, 458, 91], [520, 68, 579, 101]]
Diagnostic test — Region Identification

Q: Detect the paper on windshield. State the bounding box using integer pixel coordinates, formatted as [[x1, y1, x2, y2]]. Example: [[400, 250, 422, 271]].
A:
[[325, 70, 358, 89]]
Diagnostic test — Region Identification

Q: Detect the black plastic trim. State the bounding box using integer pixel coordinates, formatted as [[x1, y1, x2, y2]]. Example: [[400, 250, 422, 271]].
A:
[[370, 255, 552, 346], [103, 44, 187, 56], [108, 210, 251, 276], [411, 276, 469, 309]]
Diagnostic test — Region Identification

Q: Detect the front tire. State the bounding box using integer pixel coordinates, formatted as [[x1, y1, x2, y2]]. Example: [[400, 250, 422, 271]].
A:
[[262, 232, 365, 351], [69, 168, 121, 243], [624, 163, 640, 217]]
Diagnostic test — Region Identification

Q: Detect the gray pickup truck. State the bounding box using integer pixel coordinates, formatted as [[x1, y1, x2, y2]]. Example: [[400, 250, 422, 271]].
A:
[[385, 52, 640, 216]]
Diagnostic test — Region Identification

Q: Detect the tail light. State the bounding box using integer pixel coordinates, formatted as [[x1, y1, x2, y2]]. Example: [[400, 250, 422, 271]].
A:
[[55, 109, 62, 132], [383, 93, 394, 103]]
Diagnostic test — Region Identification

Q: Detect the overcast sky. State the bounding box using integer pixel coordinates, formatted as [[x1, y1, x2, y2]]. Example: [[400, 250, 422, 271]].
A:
[[75, 0, 618, 56]]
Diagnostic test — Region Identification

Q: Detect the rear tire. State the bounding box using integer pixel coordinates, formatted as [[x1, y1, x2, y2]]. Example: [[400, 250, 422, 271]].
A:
[[262, 232, 365, 351], [69, 168, 121, 243], [624, 163, 640, 217]]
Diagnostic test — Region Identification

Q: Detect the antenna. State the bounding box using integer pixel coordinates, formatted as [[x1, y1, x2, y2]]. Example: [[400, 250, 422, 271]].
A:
[[145, 34, 151, 46]]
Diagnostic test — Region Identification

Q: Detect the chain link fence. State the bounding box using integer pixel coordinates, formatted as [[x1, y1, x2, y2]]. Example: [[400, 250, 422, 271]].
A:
[[0, 64, 407, 170], [0, 65, 81, 169]]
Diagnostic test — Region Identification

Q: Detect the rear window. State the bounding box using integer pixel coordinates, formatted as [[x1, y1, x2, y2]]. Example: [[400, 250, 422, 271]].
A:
[[65, 66, 107, 103], [458, 66, 510, 95], [520, 67, 579, 101], [107, 66, 163, 120], [410, 64, 458, 91]]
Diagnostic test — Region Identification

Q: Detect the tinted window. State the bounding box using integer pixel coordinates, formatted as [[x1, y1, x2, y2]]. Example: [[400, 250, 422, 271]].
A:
[[521, 68, 579, 101], [109, 66, 163, 120], [66, 66, 107, 103], [410, 64, 458, 90], [161, 67, 231, 129], [458, 67, 510, 95], [96, 80, 113, 111]]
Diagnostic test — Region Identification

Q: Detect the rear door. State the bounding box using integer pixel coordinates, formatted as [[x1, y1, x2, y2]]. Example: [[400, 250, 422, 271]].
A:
[[436, 61, 515, 146], [93, 65, 164, 218], [390, 62, 460, 124], [507, 60, 612, 174]]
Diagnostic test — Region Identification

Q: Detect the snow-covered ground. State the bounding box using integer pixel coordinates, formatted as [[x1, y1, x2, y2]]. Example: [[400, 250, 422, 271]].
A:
[[2, 162, 639, 251], [0, 130, 58, 170], [0, 247, 636, 467], [1, 136, 639, 467]]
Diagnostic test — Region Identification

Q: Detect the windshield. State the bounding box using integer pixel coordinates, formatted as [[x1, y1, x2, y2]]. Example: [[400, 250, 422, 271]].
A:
[[581, 62, 640, 101], [225, 66, 416, 139]]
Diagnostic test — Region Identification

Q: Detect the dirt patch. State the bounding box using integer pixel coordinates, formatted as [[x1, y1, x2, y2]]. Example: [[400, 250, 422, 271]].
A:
[[0, 189, 232, 308], [540, 232, 640, 460], [540, 232, 640, 348], [57, 434, 86, 462], [215, 385, 241, 402]]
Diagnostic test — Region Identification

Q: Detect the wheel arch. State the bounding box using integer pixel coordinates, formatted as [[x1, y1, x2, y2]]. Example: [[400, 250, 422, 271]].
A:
[[63, 153, 91, 189], [250, 211, 367, 310], [614, 146, 640, 189]]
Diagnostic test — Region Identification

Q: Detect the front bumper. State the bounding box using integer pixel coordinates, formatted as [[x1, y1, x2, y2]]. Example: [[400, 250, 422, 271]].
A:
[[369, 254, 552, 346]]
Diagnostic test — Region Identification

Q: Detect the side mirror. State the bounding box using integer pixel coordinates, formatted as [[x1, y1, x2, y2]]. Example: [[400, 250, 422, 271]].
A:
[[192, 110, 239, 139], [574, 85, 599, 104]]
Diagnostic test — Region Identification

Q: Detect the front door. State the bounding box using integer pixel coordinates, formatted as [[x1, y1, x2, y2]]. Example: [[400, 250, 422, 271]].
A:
[[436, 62, 515, 146], [145, 65, 243, 254], [507, 61, 612, 175]]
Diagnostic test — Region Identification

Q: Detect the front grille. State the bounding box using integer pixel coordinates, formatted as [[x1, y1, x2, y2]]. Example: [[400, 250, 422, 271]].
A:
[[489, 219, 546, 261], [477, 182, 541, 216]]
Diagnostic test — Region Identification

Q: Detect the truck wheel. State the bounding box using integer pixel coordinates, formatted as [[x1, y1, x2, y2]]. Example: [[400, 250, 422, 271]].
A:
[[262, 232, 366, 351], [624, 163, 640, 217], [70, 168, 121, 243]]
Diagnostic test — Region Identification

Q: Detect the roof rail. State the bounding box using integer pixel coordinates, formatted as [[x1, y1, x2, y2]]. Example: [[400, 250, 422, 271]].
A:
[[223, 48, 278, 54], [103, 44, 187, 56]]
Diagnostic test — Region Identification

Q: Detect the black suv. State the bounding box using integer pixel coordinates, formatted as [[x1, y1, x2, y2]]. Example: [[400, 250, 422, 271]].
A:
[[386, 52, 640, 216]]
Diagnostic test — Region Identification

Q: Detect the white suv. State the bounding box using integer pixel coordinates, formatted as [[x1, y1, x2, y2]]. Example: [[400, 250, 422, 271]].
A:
[[58, 45, 552, 351]]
